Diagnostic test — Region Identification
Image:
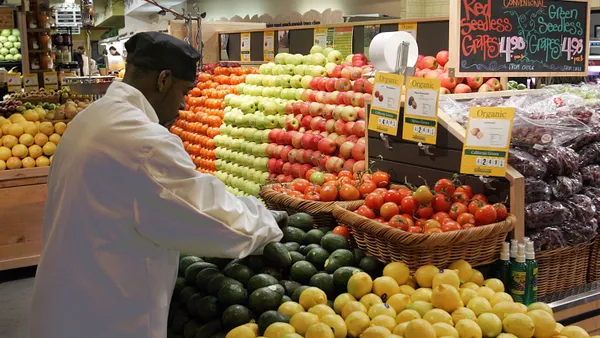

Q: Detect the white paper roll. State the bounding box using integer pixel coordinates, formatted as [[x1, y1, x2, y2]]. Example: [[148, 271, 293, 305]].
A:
[[368, 31, 419, 72]]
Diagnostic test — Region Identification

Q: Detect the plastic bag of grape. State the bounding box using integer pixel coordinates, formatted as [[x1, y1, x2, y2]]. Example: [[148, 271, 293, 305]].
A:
[[525, 178, 552, 203], [561, 194, 597, 223], [525, 201, 571, 229], [508, 148, 547, 179], [578, 142, 600, 167], [581, 165, 600, 187], [529, 226, 566, 251], [561, 219, 598, 246], [550, 172, 583, 201], [511, 113, 590, 148], [529, 146, 580, 178], [565, 130, 600, 151]]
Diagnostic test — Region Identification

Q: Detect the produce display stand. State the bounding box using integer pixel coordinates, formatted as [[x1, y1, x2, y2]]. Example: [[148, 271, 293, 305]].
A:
[[0, 166, 48, 271]]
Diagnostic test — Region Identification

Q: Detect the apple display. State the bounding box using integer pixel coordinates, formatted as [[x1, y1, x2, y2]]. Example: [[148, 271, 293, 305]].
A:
[[327, 50, 343, 64]]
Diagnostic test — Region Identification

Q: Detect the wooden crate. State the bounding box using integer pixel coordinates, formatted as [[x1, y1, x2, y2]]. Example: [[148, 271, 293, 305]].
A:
[[0, 167, 49, 271]]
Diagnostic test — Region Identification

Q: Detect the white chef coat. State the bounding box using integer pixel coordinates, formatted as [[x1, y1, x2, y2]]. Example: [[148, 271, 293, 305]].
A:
[[29, 81, 283, 338]]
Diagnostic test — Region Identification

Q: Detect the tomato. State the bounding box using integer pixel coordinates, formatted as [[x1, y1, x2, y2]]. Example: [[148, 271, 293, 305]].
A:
[[442, 221, 461, 232], [340, 184, 360, 201], [380, 202, 400, 220], [455, 185, 474, 199], [475, 204, 497, 225], [365, 192, 385, 210], [432, 194, 452, 212], [372, 188, 389, 196], [423, 219, 442, 231], [400, 196, 418, 215], [424, 228, 443, 234], [372, 171, 391, 188], [413, 185, 434, 204], [290, 179, 311, 193], [472, 194, 488, 204], [320, 185, 339, 202], [416, 205, 434, 219], [441, 218, 455, 226], [449, 202, 468, 220], [324, 173, 337, 182], [289, 191, 304, 198], [434, 178, 456, 196], [408, 226, 423, 233], [462, 223, 475, 230], [339, 176, 353, 185], [389, 215, 414, 231], [304, 191, 321, 201], [356, 205, 376, 219], [384, 189, 403, 205], [397, 188, 414, 199], [432, 212, 450, 223], [415, 218, 429, 228], [467, 199, 485, 215], [401, 213, 415, 221], [374, 217, 387, 223], [338, 170, 353, 180], [332, 225, 350, 239], [452, 191, 469, 204], [493, 203, 508, 221], [305, 169, 318, 181], [456, 212, 476, 226], [304, 185, 321, 194], [358, 180, 377, 197]]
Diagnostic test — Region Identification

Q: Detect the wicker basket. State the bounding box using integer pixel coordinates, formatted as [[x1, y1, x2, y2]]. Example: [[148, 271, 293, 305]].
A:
[[332, 205, 515, 271], [588, 235, 600, 283], [260, 185, 364, 227], [537, 242, 592, 297]]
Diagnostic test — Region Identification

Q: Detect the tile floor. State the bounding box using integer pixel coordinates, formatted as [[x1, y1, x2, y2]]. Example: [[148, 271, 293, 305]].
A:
[[0, 267, 36, 338]]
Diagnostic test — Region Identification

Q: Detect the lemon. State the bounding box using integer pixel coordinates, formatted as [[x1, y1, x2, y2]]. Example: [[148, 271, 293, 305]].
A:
[[483, 278, 505, 293], [497, 334, 519, 338], [477, 313, 503, 338], [368, 303, 397, 319], [264, 323, 295, 338], [333, 293, 356, 314], [527, 303, 553, 316], [467, 297, 492, 316], [0, 159, 4, 170], [321, 314, 347, 338], [433, 270, 461, 289], [493, 301, 525, 320], [449, 260, 474, 282], [431, 284, 463, 313], [370, 314, 397, 331], [476, 287, 496, 301], [305, 322, 334, 338], [490, 292, 513, 307], [408, 301, 434, 317], [560, 326, 590, 338], [415, 265, 440, 288], [400, 285, 416, 295], [424, 308, 454, 325], [347, 272, 373, 299], [373, 276, 401, 299], [527, 309, 556, 338], [455, 319, 483, 338], [280, 334, 302, 338], [226, 323, 259, 338], [299, 287, 327, 310], [393, 322, 410, 336], [470, 270, 485, 286], [345, 311, 371, 337], [387, 293, 411, 313], [407, 276, 418, 288], [433, 322, 459, 338], [503, 313, 535, 338], [460, 288, 478, 306], [452, 308, 477, 323], [405, 318, 436, 338], [396, 309, 422, 323], [360, 293, 383, 311], [461, 282, 480, 291], [361, 326, 392, 338], [308, 304, 335, 318], [556, 323, 565, 333], [278, 302, 305, 318], [411, 288, 433, 302], [341, 301, 367, 319], [0, 146, 10, 160], [384, 262, 411, 285], [290, 312, 319, 336]]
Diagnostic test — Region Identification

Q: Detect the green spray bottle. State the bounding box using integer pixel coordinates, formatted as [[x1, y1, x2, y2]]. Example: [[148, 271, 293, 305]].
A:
[[497, 242, 512, 290], [510, 243, 528, 304], [525, 241, 538, 305], [510, 239, 518, 264]]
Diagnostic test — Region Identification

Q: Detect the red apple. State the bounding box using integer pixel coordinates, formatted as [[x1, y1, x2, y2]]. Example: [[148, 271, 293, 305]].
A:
[[317, 77, 328, 91], [353, 160, 366, 173], [332, 65, 344, 78], [424, 71, 441, 80], [319, 154, 330, 169], [283, 131, 296, 145], [308, 102, 323, 117], [282, 162, 292, 175], [291, 132, 304, 149], [325, 119, 336, 133], [301, 133, 314, 148], [301, 115, 312, 129], [350, 67, 362, 80], [436, 50, 449, 67], [325, 78, 336, 92], [326, 156, 345, 173], [478, 83, 494, 92], [310, 116, 324, 131], [466, 76, 483, 89], [281, 145, 293, 162], [352, 120, 366, 137], [344, 121, 356, 135], [440, 87, 451, 95], [352, 78, 368, 93], [343, 159, 356, 172], [285, 118, 300, 131], [303, 149, 314, 164], [351, 142, 366, 160], [285, 101, 295, 114], [486, 78, 502, 91], [340, 67, 352, 79], [334, 120, 347, 135], [335, 78, 352, 92], [311, 151, 322, 167], [439, 73, 458, 90], [308, 134, 323, 150], [350, 93, 364, 107], [342, 91, 354, 105], [357, 107, 366, 119], [318, 137, 337, 155], [419, 56, 438, 70], [454, 83, 472, 93], [339, 141, 356, 159], [310, 77, 321, 90], [315, 91, 327, 104]]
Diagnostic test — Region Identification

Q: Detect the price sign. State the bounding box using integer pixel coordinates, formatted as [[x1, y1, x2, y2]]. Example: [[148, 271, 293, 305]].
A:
[[313, 28, 329, 48], [398, 22, 417, 39], [43, 71, 59, 90], [0, 9, 14, 29], [263, 31, 275, 62], [7, 72, 21, 92], [449, 0, 589, 76], [368, 72, 404, 136], [402, 77, 440, 145], [240, 32, 251, 62], [23, 74, 39, 92], [460, 107, 515, 177]]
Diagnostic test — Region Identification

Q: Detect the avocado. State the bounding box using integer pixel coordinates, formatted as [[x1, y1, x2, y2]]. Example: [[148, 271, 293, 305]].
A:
[[202, 257, 232, 270], [248, 285, 285, 315], [317, 226, 333, 234], [197, 296, 220, 322], [279, 280, 302, 297], [353, 248, 367, 263], [287, 213, 314, 230], [183, 319, 202, 338], [257, 310, 290, 334], [185, 262, 219, 284], [195, 319, 222, 338], [290, 251, 305, 263], [247, 273, 279, 294], [179, 256, 203, 276], [332, 266, 362, 292], [263, 242, 293, 268], [186, 292, 207, 317], [309, 273, 335, 298], [321, 234, 350, 252], [217, 282, 248, 307], [306, 247, 330, 270], [221, 305, 255, 331], [282, 226, 307, 244], [290, 261, 318, 284], [170, 307, 190, 334], [206, 276, 243, 296], [291, 285, 310, 303], [300, 243, 322, 256], [174, 277, 187, 298], [324, 249, 356, 273], [359, 256, 384, 278], [283, 242, 301, 252], [224, 263, 254, 286], [179, 285, 200, 304], [260, 266, 284, 280], [246, 255, 264, 272], [209, 332, 227, 338], [280, 295, 292, 304], [303, 229, 325, 245], [195, 268, 223, 291]]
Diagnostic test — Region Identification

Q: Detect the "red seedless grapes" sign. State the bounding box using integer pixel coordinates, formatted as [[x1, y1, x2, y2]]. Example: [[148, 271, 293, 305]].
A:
[[449, 0, 589, 77]]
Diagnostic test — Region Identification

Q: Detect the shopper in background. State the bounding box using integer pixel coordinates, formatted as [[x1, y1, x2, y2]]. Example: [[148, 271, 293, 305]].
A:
[[72, 45, 84, 75], [29, 31, 285, 338], [109, 45, 121, 56], [96, 48, 107, 69]]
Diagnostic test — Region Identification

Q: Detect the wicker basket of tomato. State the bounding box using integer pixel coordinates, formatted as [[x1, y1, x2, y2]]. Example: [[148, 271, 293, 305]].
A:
[[331, 178, 515, 271]]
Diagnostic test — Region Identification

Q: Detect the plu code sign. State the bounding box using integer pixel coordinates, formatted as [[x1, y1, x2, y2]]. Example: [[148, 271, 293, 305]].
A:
[[368, 72, 404, 136], [402, 77, 440, 145]]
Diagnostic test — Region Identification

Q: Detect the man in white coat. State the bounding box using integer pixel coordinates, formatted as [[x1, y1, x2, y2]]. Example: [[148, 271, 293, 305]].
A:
[[29, 32, 284, 338]]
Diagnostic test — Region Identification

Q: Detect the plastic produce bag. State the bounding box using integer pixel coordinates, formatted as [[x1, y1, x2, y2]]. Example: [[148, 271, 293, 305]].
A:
[[525, 93, 586, 119], [511, 114, 590, 148], [577, 142, 600, 167], [525, 201, 570, 229], [438, 96, 469, 126], [508, 148, 547, 179], [525, 178, 552, 203], [581, 187, 600, 221], [550, 172, 583, 201], [581, 165, 600, 187], [529, 146, 580, 178], [561, 194, 597, 223], [529, 227, 566, 251], [467, 96, 507, 108], [561, 219, 598, 246], [565, 130, 600, 150]]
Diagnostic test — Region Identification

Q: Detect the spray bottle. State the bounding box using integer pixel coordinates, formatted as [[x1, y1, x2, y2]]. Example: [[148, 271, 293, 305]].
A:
[[525, 241, 538, 305], [497, 242, 512, 290], [510, 243, 528, 304], [510, 239, 519, 264]]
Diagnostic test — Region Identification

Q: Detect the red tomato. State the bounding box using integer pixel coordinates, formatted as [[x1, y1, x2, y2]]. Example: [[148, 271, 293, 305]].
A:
[[339, 176, 353, 185], [304, 191, 321, 201], [424, 228, 443, 234], [372, 188, 389, 196], [291, 179, 311, 193], [432, 194, 452, 212], [416, 205, 434, 219], [374, 217, 387, 223], [358, 180, 377, 197], [324, 173, 337, 182], [452, 191, 469, 204], [289, 191, 304, 198], [434, 178, 456, 196], [432, 212, 450, 223], [365, 192, 385, 210], [401, 213, 415, 221], [449, 202, 468, 220], [305, 169, 318, 181], [389, 215, 414, 231], [340, 184, 361, 201], [415, 218, 429, 228], [305, 185, 321, 194], [457, 212, 476, 226], [320, 185, 339, 202], [475, 204, 497, 225], [397, 188, 414, 199], [468, 199, 485, 215], [384, 189, 403, 205], [337, 170, 353, 180], [356, 205, 376, 219], [456, 185, 474, 199], [493, 203, 508, 221], [380, 202, 400, 220], [372, 171, 391, 188], [423, 219, 442, 231], [472, 194, 488, 204], [442, 221, 461, 232], [400, 196, 418, 215], [408, 226, 423, 233], [441, 218, 455, 226], [462, 223, 475, 230], [332, 225, 350, 239], [323, 180, 340, 189]]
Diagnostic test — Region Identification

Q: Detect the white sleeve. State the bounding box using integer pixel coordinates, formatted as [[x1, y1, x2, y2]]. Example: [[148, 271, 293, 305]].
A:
[[133, 134, 283, 258]]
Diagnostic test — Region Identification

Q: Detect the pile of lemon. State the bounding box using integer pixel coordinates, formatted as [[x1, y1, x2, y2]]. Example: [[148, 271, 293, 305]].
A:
[[226, 260, 595, 338]]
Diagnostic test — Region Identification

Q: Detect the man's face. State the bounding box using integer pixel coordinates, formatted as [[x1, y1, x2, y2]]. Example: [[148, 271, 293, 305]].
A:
[[155, 71, 194, 128], [110, 49, 117, 55], [77, 48, 84, 54]]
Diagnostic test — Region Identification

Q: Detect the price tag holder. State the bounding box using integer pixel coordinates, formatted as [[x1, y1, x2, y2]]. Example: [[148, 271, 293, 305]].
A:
[[7, 72, 21, 92], [240, 32, 251, 62], [460, 107, 515, 177], [398, 22, 417, 39], [368, 71, 404, 136], [263, 31, 275, 62], [43, 71, 59, 90], [402, 77, 440, 145], [23, 74, 39, 92]]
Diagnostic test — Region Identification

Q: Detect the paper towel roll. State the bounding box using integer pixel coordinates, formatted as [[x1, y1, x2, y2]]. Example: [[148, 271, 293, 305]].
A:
[[369, 31, 419, 72]]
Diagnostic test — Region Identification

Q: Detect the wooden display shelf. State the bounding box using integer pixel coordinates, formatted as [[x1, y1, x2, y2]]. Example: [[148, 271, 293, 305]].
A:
[[0, 167, 49, 271]]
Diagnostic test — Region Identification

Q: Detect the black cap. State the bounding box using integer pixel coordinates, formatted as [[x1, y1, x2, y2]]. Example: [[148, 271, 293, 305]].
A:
[[125, 32, 200, 82]]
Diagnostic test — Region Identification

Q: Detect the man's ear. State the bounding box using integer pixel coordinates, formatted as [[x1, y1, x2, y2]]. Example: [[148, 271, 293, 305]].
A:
[[157, 70, 173, 93]]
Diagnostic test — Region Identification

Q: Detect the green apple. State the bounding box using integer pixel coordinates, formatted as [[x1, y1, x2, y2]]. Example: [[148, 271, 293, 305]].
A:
[[263, 101, 277, 115], [327, 50, 343, 64], [274, 53, 289, 64], [294, 64, 307, 76], [310, 66, 327, 77], [310, 45, 324, 54], [285, 54, 302, 65], [295, 88, 304, 100], [283, 64, 296, 75], [303, 54, 314, 65], [265, 115, 278, 129], [255, 115, 266, 129], [261, 130, 271, 143], [345, 54, 353, 63], [312, 53, 326, 66], [290, 75, 302, 88], [322, 47, 334, 57], [272, 65, 283, 75], [271, 87, 282, 98]]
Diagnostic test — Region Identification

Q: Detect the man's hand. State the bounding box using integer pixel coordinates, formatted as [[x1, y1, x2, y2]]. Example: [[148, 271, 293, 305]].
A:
[[271, 210, 289, 228]]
